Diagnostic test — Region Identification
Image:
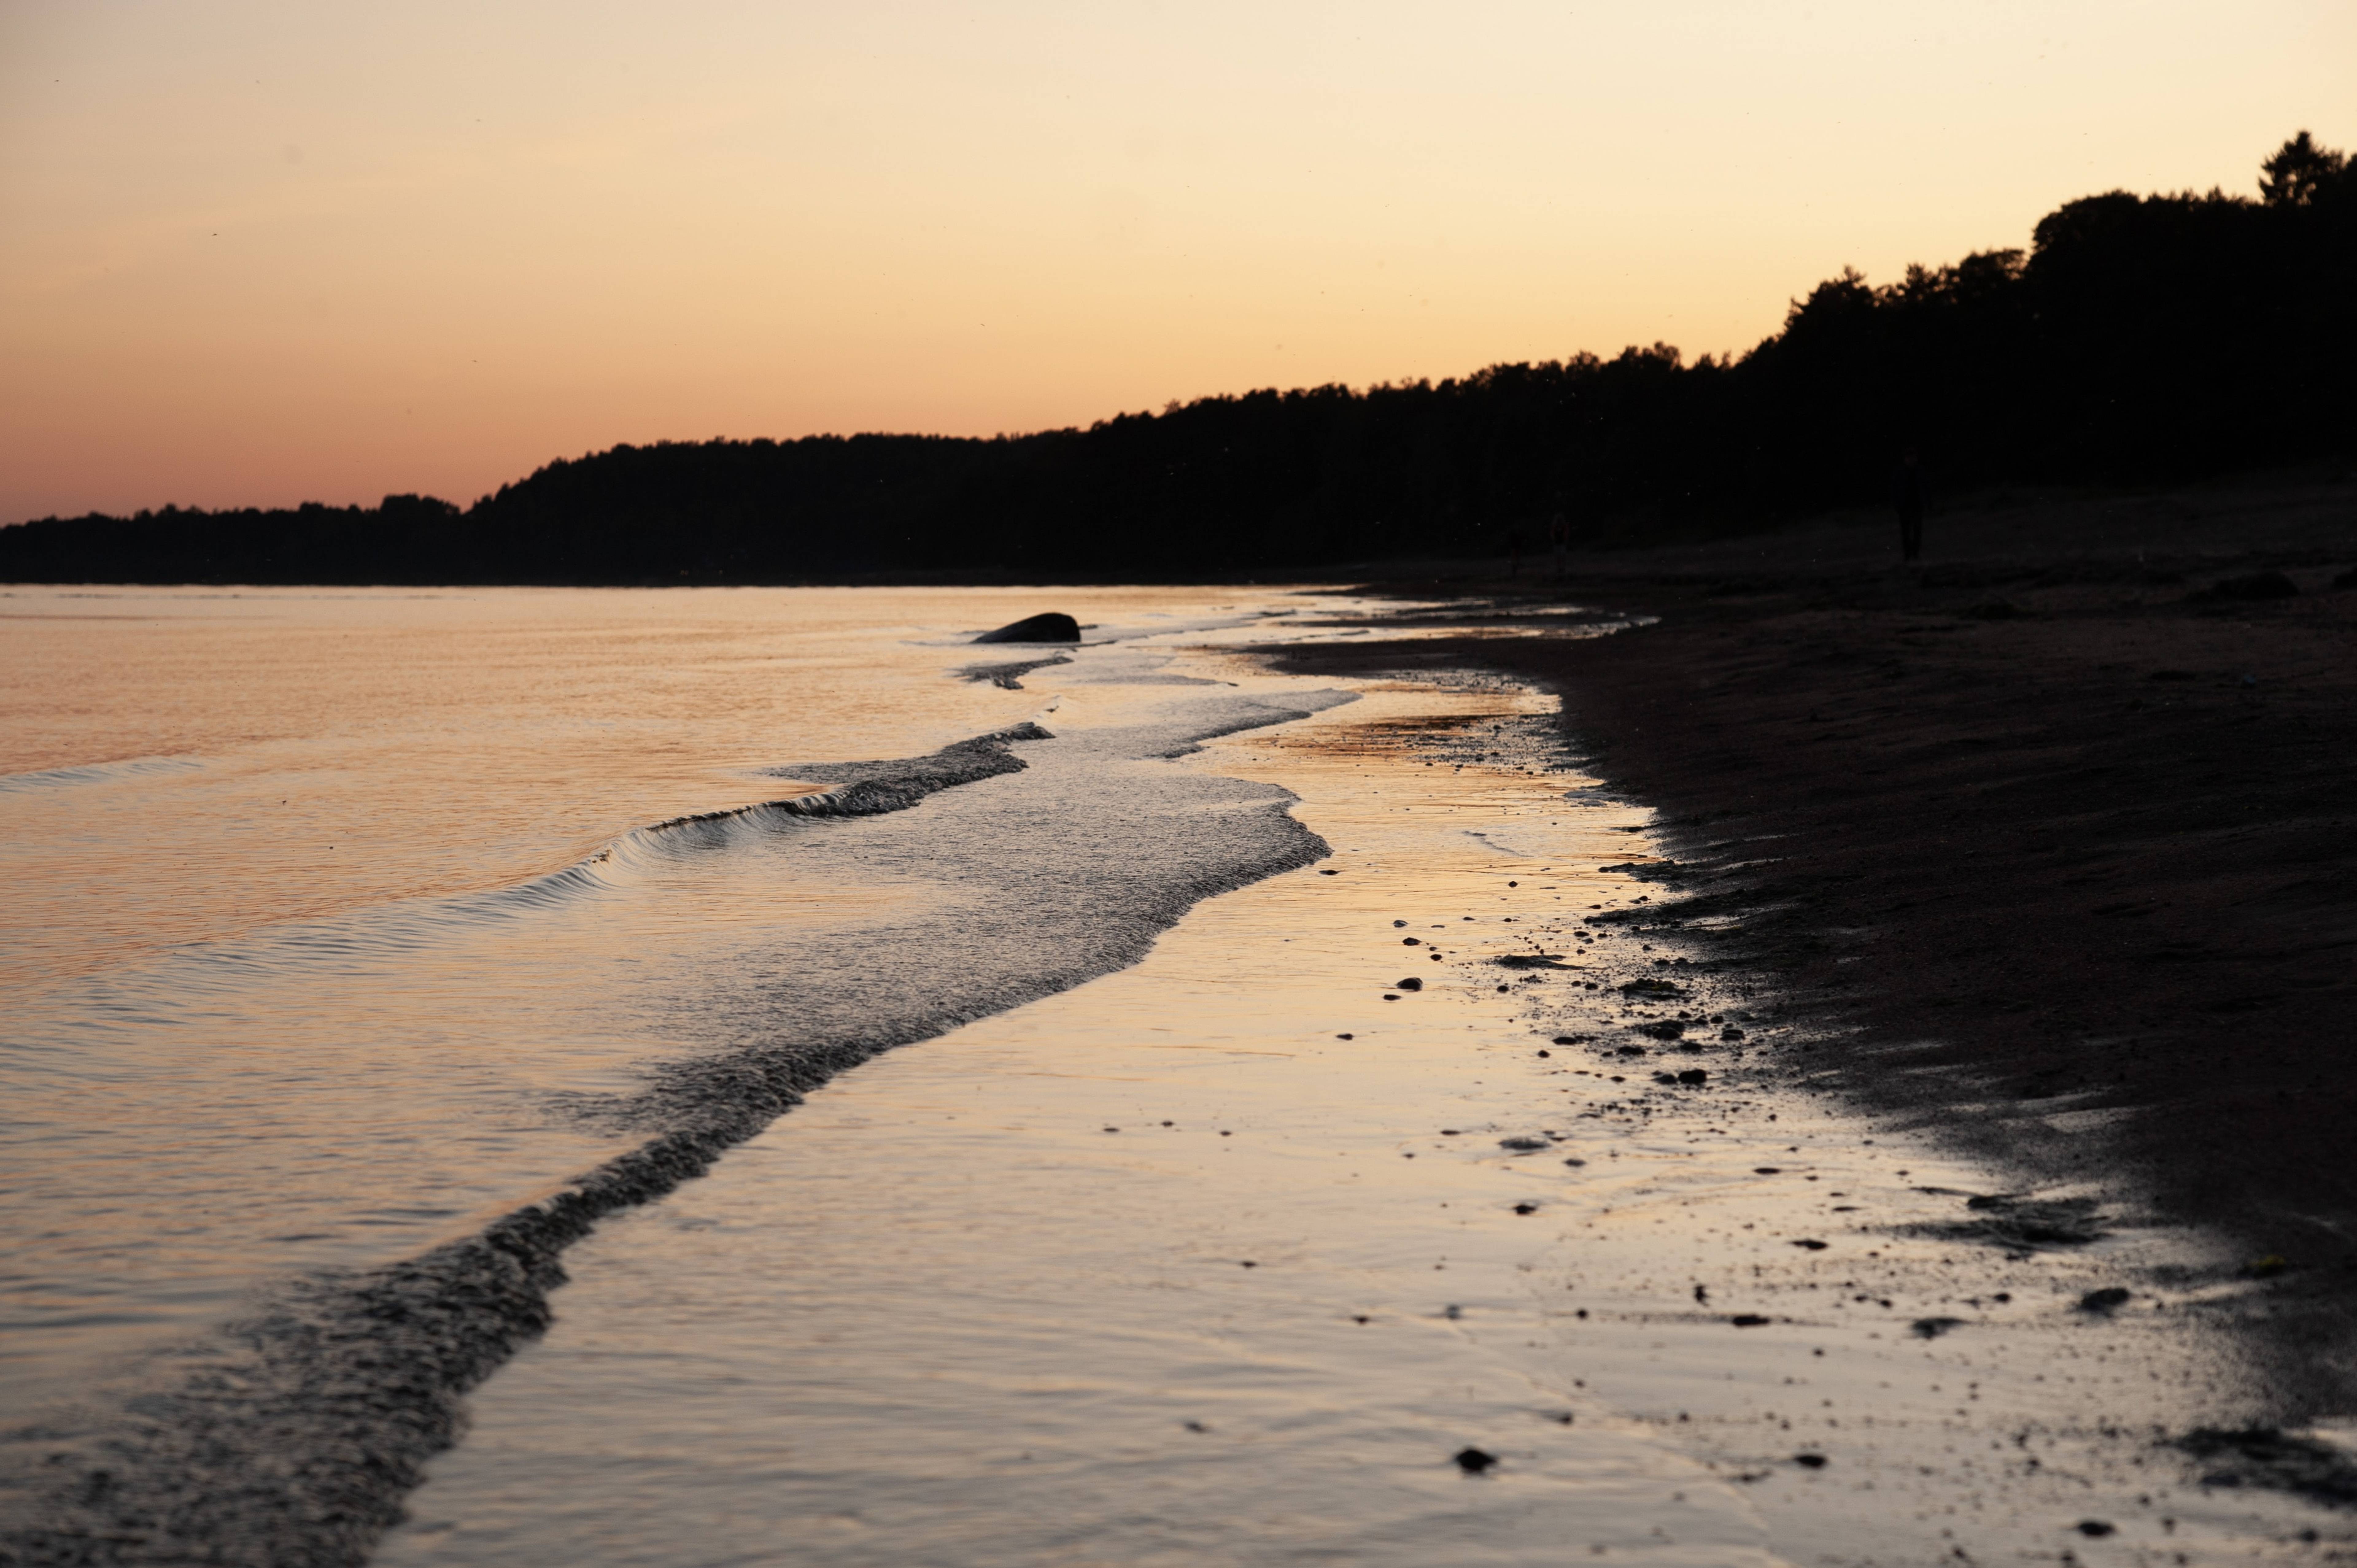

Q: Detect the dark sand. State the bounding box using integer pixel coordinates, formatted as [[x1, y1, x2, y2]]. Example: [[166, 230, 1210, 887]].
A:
[[1275, 470, 2357, 1413]]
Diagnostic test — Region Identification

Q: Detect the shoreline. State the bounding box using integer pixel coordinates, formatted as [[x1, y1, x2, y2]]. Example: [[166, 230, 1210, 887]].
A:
[[1273, 481, 2357, 1413]]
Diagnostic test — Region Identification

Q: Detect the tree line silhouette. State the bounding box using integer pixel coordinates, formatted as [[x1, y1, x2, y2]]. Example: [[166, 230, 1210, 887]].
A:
[[6, 133, 2351, 584]]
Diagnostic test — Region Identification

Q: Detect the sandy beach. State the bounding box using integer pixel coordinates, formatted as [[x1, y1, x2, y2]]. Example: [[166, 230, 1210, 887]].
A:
[[1277, 470, 2357, 1415]]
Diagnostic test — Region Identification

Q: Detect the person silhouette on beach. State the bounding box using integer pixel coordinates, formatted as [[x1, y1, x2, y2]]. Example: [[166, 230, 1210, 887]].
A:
[[1893, 449, 1926, 563]]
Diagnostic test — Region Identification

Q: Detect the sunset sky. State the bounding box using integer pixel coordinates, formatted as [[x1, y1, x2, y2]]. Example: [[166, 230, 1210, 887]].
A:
[[2, 0, 2349, 521]]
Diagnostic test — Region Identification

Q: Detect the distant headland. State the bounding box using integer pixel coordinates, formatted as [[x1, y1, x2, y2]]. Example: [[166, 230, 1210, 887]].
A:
[[5, 133, 2350, 585]]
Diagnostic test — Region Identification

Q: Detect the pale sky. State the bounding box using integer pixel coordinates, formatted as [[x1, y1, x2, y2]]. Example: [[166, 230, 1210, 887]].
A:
[[1, 0, 2349, 520]]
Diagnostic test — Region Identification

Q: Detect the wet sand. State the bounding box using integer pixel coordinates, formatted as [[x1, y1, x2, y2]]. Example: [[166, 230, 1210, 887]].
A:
[[377, 655, 2349, 1565], [1276, 471, 2357, 1415]]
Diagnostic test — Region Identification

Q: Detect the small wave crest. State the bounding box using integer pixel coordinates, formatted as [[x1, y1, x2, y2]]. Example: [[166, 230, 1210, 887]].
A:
[[0, 755, 203, 795]]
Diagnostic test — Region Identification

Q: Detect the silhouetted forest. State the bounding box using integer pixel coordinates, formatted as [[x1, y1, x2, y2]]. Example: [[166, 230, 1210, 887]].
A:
[[7, 133, 2352, 583]]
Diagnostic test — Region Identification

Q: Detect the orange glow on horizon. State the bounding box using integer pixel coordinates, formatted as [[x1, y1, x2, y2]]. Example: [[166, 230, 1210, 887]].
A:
[[2, 0, 2350, 520]]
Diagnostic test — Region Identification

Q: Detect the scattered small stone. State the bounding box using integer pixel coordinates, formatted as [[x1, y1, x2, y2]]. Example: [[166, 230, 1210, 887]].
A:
[[1319, 869, 1340, 876], [1536, 1049, 1551, 1058], [1103, 1126, 1120, 1133], [1635, 1020, 1688, 1040], [1790, 1239, 1829, 1251], [1754, 1167, 1782, 1175], [1335, 1033, 1353, 1040], [1384, 993, 1401, 1001], [1677, 1068, 1708, 1085], [1563, 1157, 1586, 1166], [1185, 1419, 1209, 1432], [1397, 977, 1423, 991], [1911, 1316, 1966, 1339], [1552, 1035, 1577, 1045], [1731, 1314, 1771, 1327], [1793, 1452, 1828, 1468], [1499, 1136, 1549, 1151], [1393, 919, 1408, 927], [1720, 1026, 1746, 1041], [2077, 1287, 2132, 1314], [2076, 1521, 2116, 1538], [1403, 937, 1422, 945], [1513, 1202, 1538, 1215], [1454, 1447, 1499, 1474], [1240, 1261, 1257, 1268]]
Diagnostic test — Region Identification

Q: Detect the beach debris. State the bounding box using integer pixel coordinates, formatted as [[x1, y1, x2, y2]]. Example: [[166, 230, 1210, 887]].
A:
[[1911, 1316, 1966, 1339], [2174, 1427, 2357, 1506], [1908, 1193, 2108, 1251], [971, 611, 1080, 643], [2077, 1287, 2132, 1314], [1454, 1447, 1499, 1474]]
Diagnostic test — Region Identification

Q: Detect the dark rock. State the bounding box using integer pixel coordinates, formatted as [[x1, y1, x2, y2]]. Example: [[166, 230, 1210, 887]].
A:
[[1498, 1136, 1549, 1152], [1620, 978, 1686, 998], [1396, 977, 1422, 991], [2076, 1520, 2115, 1538], [2077, 1287, 2132, 1313], [1794, 1452, 1828, 1468], [1790, 1239, 1828, 1251], [1677, 1068, 1709, 1085], [1636, 1020, 1688, 1040], [1911, 1316, 1965, 1338], [971, 612, 1081, 644], [1513, 1202, 1538, 1215], [1454, 1447, 1499, 1474], [1495, 953, 1572, 969], [1719, 1026, 1746, 1041], [1731, 1314, 1771, 1327], [1403, 937, 1422, 945]]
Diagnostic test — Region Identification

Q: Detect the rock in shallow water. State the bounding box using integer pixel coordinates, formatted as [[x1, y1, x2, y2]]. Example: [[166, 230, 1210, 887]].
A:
[[972, 612, 1081, 644]]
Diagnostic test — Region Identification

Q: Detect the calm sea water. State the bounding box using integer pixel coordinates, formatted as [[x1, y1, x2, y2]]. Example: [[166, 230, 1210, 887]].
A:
[[0, 587, 1335, 1407]]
